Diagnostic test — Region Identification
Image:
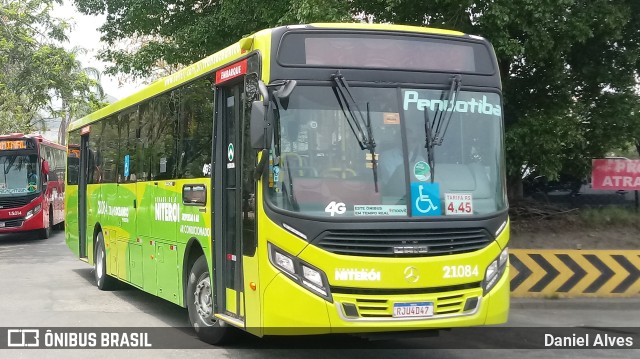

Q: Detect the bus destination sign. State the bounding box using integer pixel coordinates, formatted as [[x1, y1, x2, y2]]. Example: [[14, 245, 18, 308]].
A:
[[0, 140, 27, 151]]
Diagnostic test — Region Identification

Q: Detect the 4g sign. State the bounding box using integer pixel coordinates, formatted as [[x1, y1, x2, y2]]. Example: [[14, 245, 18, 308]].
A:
[[325, 201, 346, 216]]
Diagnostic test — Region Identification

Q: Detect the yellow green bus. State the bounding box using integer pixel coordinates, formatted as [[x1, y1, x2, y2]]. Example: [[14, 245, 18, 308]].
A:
[[65, 23, 509, 344]]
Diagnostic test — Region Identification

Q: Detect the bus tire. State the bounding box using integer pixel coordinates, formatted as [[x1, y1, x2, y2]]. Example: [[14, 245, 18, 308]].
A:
[[95, 232, 117, 290], [40, 208, 53, 239], [54, 221, 65, 230], [187, 255, 234, 345]]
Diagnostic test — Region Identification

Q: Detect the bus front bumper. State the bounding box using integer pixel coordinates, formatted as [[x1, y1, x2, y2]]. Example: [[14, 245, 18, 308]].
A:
[[261, 266, 509, 335], [0, 204, 45, 233]]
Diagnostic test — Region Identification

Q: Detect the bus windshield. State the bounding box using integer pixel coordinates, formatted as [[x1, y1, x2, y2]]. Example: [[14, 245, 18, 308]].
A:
[[266, 85, 506, 218], [0, 154, 40, 196]]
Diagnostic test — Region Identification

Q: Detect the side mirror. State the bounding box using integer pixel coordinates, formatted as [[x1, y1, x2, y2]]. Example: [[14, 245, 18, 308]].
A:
[[42, 160, 50, 175], [250, 101, 267, 149]]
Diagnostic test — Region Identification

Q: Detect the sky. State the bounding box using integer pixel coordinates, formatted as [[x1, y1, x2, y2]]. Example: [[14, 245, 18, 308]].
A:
[[51, 0, 142, 100]]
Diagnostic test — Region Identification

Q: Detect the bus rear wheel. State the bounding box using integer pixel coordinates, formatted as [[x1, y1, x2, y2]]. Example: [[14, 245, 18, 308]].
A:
[[94, 232, 117, 290], [187, 255, 234, 345]]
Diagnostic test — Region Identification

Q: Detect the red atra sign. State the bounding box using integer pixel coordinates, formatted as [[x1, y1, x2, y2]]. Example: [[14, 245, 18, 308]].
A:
[[215, 59, 248, 84], [591, 159, 640, 190]]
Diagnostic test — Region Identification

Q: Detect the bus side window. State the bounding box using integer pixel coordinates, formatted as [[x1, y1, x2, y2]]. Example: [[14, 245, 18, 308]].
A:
[[148, 91, 178, 180], [176, 79, 214, 179]]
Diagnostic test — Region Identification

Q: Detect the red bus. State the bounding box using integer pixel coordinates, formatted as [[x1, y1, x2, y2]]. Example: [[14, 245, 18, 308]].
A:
[[0, 133, 66, 238]]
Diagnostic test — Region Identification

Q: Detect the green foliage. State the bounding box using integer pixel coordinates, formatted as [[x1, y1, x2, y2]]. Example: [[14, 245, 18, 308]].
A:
[[0, 0, 102, 140], [74, 0, 640, 196], [75, 0, 351, 78]]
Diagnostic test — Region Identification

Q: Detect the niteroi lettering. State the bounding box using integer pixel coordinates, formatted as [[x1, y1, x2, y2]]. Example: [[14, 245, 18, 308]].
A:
[[155, 202, 179, 222], [403, 90, 502, 116], [334, 268, 382, 281]]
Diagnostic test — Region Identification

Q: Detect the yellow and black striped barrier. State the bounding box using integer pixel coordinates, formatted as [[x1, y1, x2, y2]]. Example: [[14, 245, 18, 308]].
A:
[[509, 250, 640, 297]]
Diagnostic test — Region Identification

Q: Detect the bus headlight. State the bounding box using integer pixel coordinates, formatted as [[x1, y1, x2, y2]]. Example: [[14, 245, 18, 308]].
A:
[[483, 247, 508, 295], [302, 265, 323, 287], [274, 251, 295, 275], [268, 243, 332, 302], [25, 204, 42, 220]]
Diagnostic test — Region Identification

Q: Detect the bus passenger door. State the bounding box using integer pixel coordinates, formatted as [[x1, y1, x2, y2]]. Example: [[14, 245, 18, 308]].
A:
[[78, 133, 89, 259], [214, 77, 245, 324]]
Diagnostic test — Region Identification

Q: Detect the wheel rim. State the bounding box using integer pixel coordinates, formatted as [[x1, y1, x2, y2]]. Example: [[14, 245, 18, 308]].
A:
[[194, 276, 215, 325], [96, 245, 104, 280]]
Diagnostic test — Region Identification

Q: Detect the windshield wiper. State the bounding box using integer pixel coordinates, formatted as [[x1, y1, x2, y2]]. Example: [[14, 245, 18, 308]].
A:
[[432, 75, 462, 145], [423, 75, 462, 182], [423, 110, 436, 183], [331, 71, 378, 192], [282, 155, 300, 211]]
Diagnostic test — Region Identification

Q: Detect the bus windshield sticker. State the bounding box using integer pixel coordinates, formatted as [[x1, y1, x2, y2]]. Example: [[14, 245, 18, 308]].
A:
[[0, 188, 29, 194], [202, 163, 211, 176], [324, 201, 346, 216], [160, 158, 167, 173], [383, 112, 400, 125], [445, 193, 473, 215], [353, 205, 406, 216], [410, 182, 441, 216], [124, 155, 130, 177], [227, 143, 234, 162], [413, 161, 431, 181]]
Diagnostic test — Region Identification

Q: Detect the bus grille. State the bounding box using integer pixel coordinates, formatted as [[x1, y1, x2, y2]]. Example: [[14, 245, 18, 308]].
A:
[[0, 194, 38, 209], [349, 293, 468, 318], [2, 219, 24, 228], [316, 228, 493, 257]]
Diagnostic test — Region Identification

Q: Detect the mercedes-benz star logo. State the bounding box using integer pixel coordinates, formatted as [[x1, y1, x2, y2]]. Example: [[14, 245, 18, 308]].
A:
[[404, 266, 420, 283]]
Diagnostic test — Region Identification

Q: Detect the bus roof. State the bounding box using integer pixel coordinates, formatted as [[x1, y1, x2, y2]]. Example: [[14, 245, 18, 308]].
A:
[[308, 23, 466, 37], [68, 23, 476, 132]]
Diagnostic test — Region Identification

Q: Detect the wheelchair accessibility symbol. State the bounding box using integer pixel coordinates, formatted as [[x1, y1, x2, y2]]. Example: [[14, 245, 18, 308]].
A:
[[410, 182, 441, 216]]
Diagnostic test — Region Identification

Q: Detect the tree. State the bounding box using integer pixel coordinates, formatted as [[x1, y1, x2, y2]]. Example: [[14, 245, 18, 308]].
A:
[[350, 0, 640, 197], [0, 0, 102, 139], [74, 0, 640, 198], [73, 0, 351, 78], [55, 47, 106, 145]]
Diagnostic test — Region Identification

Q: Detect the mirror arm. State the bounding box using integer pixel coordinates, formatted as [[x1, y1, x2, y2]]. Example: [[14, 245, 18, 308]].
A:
[[254, 149, 269, 181]]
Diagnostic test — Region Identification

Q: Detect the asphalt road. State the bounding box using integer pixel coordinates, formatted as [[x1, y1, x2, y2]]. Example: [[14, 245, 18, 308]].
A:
[[0, 229, 638, 358]]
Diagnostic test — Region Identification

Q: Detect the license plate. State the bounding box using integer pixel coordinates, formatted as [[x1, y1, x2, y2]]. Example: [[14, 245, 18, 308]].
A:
[[392, 302, 434, 318]]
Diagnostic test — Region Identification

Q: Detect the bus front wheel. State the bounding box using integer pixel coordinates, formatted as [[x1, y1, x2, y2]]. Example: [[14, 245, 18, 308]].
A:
[[187, 255, 234, 345], [39, 208, 52, 239], [94, 232, 117, 290]]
